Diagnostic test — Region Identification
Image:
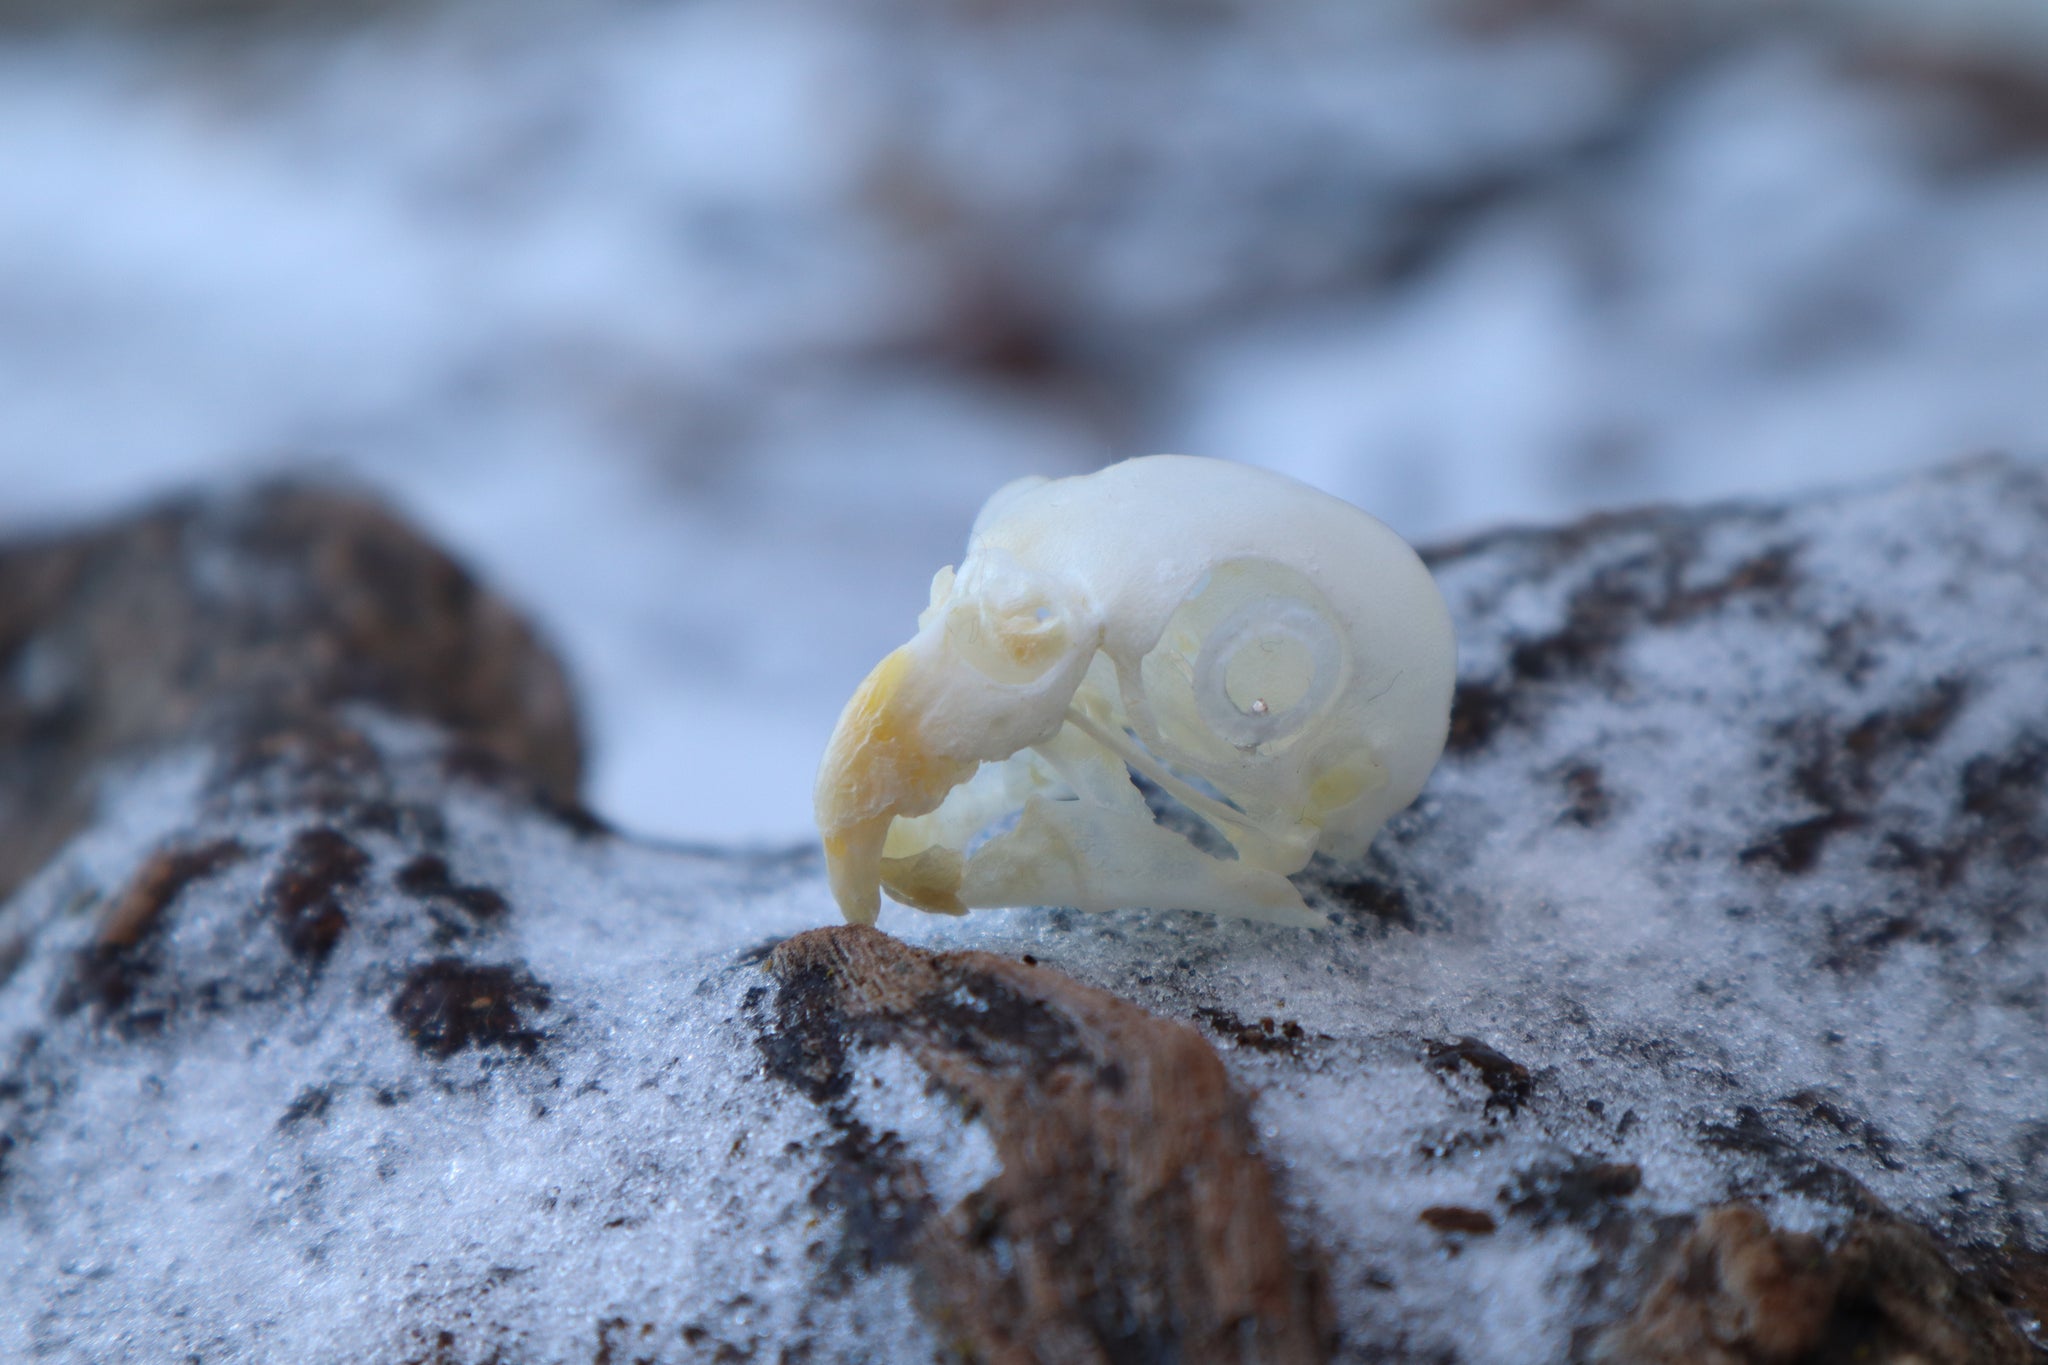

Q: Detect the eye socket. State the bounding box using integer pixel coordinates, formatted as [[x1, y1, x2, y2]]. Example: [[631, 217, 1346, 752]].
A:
[[1193, 597, 1343, 749], [1138, 558, 1350, 758]]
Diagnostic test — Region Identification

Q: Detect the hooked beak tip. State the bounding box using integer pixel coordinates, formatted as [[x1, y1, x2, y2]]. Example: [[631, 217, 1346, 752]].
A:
[[822, 822, 886, 925], [815, 645, 979, 925]]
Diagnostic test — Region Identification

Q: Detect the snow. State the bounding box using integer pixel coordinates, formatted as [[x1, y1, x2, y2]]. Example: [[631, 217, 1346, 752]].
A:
[[1, 714, 929, 1363], [0, 0, 2043, 862], [3, 459, 2046, 1360]]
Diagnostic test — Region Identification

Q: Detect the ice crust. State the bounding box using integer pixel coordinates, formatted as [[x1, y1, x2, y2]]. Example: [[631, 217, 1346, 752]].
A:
[[3, 0, 2047, 845], [0, 734, 913, 1363], [4, 459, 2046, 1362]]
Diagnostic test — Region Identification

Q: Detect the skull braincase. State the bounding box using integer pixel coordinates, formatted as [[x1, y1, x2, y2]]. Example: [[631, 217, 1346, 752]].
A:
[[814, 455, 1456, 927]]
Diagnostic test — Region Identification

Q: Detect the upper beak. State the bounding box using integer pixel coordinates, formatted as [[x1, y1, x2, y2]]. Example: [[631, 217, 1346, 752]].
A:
[[813, 644, 977, 924]]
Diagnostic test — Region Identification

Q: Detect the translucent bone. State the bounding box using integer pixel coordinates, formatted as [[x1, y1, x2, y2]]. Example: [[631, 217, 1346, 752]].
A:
[[814, 455, 1456, 926]]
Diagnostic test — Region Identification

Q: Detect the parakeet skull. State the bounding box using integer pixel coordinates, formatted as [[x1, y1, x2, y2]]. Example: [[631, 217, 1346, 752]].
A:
[[815, 455, 1456, 927]]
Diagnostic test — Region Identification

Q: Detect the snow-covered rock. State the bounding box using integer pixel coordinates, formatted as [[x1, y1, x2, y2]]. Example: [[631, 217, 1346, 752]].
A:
[[7, 0, 2048, 848], [3, 462, 2045, 1362]]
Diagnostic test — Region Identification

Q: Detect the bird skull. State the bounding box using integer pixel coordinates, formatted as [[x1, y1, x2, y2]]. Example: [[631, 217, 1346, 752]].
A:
[[815, 455, 1456, 927]]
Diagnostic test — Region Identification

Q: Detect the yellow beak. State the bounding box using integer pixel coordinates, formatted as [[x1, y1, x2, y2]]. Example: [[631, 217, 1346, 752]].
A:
[[814, 646, 976, 924]]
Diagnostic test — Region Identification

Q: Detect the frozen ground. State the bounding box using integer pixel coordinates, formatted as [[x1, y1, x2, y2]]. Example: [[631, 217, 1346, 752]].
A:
[[1, 0, 2045, 845]]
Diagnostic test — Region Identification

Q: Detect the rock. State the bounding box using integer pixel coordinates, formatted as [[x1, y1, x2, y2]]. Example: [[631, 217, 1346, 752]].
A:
[[762, 926, 1331, 1364], [3, 459, 2047, 1363], [1596, 1204, 2031, 1364], [0, 482, 581, 904]]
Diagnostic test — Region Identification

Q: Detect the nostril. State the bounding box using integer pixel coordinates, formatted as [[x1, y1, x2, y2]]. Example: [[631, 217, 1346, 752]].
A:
[[945, 587, 1076, 684]]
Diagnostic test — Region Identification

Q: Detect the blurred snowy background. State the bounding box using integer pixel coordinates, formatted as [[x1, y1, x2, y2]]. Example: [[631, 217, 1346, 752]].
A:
[[1, 0, 2044, 845]]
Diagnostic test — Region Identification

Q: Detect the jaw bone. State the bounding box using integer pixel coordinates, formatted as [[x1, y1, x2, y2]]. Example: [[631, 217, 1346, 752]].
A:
[[814, 455, 1456, 927]]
